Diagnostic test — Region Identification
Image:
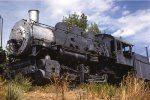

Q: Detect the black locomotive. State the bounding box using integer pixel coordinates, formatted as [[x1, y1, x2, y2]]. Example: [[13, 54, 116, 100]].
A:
[[5, 10, 150, 84]]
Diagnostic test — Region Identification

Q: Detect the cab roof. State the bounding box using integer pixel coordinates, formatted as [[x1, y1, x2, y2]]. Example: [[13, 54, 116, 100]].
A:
[[95, 34, 134, 46]]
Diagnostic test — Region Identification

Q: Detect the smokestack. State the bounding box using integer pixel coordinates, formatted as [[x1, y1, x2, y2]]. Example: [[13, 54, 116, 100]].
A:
[[28, 10, 40, 23]]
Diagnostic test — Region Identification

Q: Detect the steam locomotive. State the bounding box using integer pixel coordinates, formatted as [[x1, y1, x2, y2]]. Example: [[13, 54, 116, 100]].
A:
[[5, 10, 150, 84]]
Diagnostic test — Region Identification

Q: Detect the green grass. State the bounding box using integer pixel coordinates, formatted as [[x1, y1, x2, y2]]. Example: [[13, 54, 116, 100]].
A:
[[12, 74, 32, 92], [0, 74, 32, 100]]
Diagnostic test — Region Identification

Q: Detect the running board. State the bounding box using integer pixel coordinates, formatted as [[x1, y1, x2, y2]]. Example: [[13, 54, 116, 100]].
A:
[[87, 74, 108, 83]]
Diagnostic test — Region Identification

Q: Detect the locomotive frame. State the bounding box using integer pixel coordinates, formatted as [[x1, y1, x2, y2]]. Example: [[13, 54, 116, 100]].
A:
[[2, 10, 150, 84]]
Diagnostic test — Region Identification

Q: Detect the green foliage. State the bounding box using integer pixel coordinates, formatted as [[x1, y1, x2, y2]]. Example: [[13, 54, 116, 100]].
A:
[[63, 13, 88, 31], [0, 62, 6, 71], [87, 23, 101, 34], [79, 13, 88, 31], [12, 74, 32, 92], [63, 12, 101, 34], [0, 47, 3, 52], [0, 47, 6, 70]]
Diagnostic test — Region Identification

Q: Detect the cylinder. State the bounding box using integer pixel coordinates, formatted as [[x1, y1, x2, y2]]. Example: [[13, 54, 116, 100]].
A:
[[28, 10, 40, 23]]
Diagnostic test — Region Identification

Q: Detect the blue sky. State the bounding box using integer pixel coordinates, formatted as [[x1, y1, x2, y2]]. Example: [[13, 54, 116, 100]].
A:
[[0, 0, 150, 56]]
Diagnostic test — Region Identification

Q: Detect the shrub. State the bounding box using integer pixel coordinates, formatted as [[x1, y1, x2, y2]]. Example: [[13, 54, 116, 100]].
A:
[[6, 83, 23, 100], [5, 74, 32, 100], [12, 73, 32, 92]]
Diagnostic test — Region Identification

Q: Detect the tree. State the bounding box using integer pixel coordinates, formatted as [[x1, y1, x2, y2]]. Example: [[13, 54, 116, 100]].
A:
[[0, 47, 6, 70], [63, 13, 88, 31], [87, 23, 101, 34], [62, 12, 100, 34], [79, 13, 88, 31]]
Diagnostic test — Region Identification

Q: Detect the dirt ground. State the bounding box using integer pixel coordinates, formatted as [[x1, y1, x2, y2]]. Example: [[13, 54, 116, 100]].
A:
[[24, 90, 89, 100]]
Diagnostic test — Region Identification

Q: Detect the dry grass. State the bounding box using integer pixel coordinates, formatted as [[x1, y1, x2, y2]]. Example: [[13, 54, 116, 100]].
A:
[[5, 83, 23, 100], [78, 73, 150, 100], [0, 76, 6, 100], [117, 74, 150, 100], [29, 75, 70, 100], [1, 73, 150, 100], [23, 73, 150, 100]]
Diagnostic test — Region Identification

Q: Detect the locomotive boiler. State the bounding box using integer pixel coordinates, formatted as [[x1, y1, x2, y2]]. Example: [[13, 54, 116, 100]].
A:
[[6, 10, 150, 84]]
